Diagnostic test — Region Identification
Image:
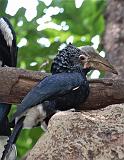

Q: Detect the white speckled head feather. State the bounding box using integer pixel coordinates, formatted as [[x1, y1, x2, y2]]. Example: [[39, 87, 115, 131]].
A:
[[0, 18, 13, 47]]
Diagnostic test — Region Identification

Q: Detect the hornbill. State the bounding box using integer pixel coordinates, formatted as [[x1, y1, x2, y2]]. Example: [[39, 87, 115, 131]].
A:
[[2, 44, 118, 159], [0, 17, 18, 160]]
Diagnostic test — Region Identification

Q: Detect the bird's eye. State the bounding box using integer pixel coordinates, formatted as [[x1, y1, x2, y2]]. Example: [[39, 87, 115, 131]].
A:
[[79, 55, 86, 61]]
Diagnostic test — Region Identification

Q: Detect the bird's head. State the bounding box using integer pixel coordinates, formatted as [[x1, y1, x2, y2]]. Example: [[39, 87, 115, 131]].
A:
[[78, 46, 118, 74], [51, 44, 118, 75]]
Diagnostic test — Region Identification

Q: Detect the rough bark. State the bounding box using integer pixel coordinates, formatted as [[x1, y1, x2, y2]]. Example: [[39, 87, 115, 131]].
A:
[[0, 67, 46, 104], [103, 0, 124, 79], [26, 1, 124, 160], [0, 67, 123, 110]]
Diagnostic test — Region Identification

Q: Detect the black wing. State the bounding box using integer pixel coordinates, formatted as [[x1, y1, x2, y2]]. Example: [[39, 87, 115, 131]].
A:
[[13, 72, 85, 118], [0, 104, 11, 136]]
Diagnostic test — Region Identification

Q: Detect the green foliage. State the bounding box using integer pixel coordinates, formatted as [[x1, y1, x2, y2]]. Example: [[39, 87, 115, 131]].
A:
[[0, 0, 106, 158], [16, 128, 43, 158]]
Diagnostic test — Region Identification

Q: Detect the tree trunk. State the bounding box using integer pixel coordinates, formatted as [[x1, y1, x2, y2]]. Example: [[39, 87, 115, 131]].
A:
[[104, 0, 124, 79], [26, 1, 124, 159]]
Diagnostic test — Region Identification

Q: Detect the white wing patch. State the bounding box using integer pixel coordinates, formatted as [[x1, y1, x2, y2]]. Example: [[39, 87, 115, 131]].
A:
[[0, 18, 13, 47], [20, 104, 46, 129]]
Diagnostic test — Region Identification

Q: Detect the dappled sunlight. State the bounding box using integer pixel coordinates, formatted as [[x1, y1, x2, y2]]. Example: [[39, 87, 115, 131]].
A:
[[91, 35, 100, 49], [37, 9, 67, 31], [91, 70, 100, 79], [17, 20, 23, 27], [66, 36, 74, 44], [81, 36, 86, 42], [37, 37, 51, 47], [75, 0, 84, 8], [6, 0, 38, 21], [37, 15, 52, 24], [39, 0, 52, 6], [99, 51, 105, 58], [61, 21, 69, 31], [43, 6, 64, 16], [17, 38, 27, 48], [59, 43, 67, 50], [37, 21, 62, 31], [30, 62, 38, 67]]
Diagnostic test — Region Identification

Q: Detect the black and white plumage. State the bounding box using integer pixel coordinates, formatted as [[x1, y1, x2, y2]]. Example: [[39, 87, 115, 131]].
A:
[[0, 18, 13, 47], [16, 104, 47, 130], [0, 17, 18, 67], [51, 45, 81, 74], [12, 44, 118, 119], [2, 43, 118, 159], [0, 17, 18, 135], [0, 17, 18, 160]]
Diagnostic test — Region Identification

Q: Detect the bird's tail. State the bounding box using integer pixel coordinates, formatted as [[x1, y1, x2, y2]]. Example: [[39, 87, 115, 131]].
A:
[[1, 116, 25, 160], [0, 104, 11, 136], [2, 101, 56, 159]]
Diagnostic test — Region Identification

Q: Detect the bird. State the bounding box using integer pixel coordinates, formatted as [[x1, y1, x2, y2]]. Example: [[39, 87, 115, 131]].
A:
[[0, 17, 18, 160], [2, 43, 118, 159], [13, 44, 117, 118]]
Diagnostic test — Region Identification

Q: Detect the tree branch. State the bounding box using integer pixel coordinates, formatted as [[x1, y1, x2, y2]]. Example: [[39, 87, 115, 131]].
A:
[[0, 67, 123, 110]]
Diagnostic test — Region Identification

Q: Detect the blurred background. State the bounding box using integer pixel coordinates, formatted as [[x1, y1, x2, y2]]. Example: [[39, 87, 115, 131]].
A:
[[0, 0, 106, 159]]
